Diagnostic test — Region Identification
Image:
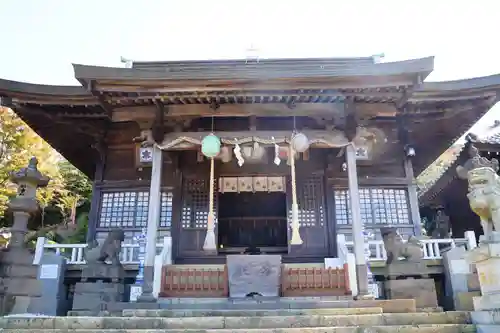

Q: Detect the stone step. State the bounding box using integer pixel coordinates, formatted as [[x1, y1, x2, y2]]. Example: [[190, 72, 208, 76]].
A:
[[154, 299, 417, 313], [0, 324, 477, 333], [0, 312, 471, 330], [123, 307, 384, 317], [417, 307, 444, 313]]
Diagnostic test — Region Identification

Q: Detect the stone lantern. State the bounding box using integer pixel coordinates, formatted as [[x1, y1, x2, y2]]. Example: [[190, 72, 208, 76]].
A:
[[7, 157, 49, 249]]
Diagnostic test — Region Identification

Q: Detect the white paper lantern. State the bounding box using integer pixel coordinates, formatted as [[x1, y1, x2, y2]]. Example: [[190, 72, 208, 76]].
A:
[[291, 132, 310, 153]]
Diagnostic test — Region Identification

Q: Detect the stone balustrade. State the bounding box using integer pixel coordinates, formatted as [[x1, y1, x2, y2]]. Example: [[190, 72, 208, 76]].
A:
[[338, 231, 477, 262], [33, 237, 170, 265], [33, 232, 477, 265]]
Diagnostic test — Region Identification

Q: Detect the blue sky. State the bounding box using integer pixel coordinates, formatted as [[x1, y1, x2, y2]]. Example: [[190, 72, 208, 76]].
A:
[[1, 0, 499, 135]]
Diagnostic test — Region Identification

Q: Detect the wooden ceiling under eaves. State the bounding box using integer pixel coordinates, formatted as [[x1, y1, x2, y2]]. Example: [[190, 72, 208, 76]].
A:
[[0, 56, 499, 179]]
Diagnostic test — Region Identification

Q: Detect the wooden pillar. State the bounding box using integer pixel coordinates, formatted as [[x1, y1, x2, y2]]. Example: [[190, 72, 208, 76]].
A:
[[404, 159, 423, 236], [138, 145, 163, 302], [86, 151, 105, 243], [346, 143, 368, 296]]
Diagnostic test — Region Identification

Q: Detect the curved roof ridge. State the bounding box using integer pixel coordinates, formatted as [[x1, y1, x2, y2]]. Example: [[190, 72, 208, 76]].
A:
[[419, 74, 500, 91], [73, 56, 434, 81], [132, 56, 377, 68]]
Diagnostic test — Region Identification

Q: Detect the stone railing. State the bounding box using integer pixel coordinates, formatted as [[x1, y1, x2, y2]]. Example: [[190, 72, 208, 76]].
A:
[[337, 230, 477, 262], [33, 237, 170, 265], [33, 231, 478, 265]]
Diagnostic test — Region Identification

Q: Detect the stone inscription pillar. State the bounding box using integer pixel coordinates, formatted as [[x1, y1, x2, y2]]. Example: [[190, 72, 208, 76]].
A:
[[138, 145, 163, 302], [346, 144, 369, 296]]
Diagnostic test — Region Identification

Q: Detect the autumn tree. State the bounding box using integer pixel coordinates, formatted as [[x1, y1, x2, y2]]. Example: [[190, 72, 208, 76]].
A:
[[0, 107, 92, 232]]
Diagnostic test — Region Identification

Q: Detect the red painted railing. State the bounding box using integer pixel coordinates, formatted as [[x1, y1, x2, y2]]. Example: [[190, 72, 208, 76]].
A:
[[159, 266, 228, 297], [281, 264, 351, 296]]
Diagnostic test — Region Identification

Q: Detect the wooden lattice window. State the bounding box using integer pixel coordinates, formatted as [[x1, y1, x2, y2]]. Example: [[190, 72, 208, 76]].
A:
[[334, 188, 410, 226], [98, 191, 150, 228], [289, 175, 325, 227], [181, 179, 217, 229], [97, 190, 173, 245]]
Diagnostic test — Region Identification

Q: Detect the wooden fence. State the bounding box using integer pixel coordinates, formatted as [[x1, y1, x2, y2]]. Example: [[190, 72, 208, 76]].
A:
[[160, 264, 351, 298], [281, 264, 351, 296], [159, 266, 228, 297]]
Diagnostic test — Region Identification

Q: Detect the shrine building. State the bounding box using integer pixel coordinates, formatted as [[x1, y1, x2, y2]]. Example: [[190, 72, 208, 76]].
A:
[[419, 130, 500, 239], [1, 56, 499, 290]]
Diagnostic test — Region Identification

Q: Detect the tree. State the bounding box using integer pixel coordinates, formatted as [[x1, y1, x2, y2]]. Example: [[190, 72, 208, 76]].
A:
[[0, 108, 83, 224], [0, 107, 93, 246]]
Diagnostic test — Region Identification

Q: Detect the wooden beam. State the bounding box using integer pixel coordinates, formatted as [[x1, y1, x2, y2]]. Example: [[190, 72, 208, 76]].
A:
[[81, 79, 115, 118], [396, 75, 423, 109], [94, 77, 414, 93], [107, 90, 401, 103], [19, 106, 105, 140], [111, 103, 398, 122]]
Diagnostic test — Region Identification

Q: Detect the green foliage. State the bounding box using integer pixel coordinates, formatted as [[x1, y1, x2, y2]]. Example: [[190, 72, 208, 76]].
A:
[[0, 107, 92, 241], [63, 212, 89, 244]]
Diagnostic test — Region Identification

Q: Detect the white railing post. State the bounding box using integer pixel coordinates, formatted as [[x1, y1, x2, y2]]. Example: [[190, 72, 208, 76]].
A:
[[465, 230, 477, 250], [347, 253, 358, 296], [336, 234, 348, 263], [153, 235, 172, 298], [33, 236, 46, 265]]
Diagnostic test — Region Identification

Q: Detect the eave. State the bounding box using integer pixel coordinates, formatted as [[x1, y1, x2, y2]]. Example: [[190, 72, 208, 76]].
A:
[[0, 78, 97, 106], [73, 57, 434, 94]]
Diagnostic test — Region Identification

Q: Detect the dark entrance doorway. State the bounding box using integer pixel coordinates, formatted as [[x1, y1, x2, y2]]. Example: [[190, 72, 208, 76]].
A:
[[217, 192, 288, 253]]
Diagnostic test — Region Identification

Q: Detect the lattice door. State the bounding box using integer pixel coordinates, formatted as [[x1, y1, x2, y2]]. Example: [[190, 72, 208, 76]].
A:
[[288, 174, 326, 228], [181, 178, 218, 229]]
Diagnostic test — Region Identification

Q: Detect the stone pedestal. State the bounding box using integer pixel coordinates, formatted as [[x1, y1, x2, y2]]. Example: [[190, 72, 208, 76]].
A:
[[0, 158, 49, 315], [28, 253, 67, 316], [384, 278, 438, 308], [443, 246, 481, 311], [72, 281, 126, 315], [81, 262, 125, 283], [465, 232, 500, 331], [382, 261, 438, 309], [226, 255, 281, 298], [0, 248, 40, 315]]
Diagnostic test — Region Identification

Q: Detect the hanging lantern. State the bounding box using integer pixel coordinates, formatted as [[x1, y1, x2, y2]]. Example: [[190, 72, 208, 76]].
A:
[[291, 132, 310, 153], [201, 134, 221, 158]]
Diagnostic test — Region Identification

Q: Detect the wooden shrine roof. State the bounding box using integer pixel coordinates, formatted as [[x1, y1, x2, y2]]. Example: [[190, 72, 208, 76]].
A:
[[418, 130, 500, 206], [0, 56, 499, 179]]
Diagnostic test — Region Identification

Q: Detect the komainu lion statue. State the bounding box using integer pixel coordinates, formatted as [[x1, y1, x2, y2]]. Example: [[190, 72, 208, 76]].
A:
[[380, 227, 423, 264], [456, 144, 500, 240], [85, 229, 125, 266]]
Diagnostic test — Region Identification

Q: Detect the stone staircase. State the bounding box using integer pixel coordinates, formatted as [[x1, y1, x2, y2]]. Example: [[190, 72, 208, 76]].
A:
[[0, 298, 476, 332]]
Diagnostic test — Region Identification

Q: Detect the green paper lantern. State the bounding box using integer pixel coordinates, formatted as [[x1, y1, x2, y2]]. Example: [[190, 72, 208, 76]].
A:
[[201, 134, 221, 158]]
